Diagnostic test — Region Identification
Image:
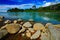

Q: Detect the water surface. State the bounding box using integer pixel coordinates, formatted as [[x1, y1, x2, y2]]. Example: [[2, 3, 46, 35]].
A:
[[0, 12, 60, 24]]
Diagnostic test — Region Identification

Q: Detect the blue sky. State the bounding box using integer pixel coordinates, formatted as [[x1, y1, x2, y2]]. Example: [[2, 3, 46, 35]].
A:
[[0, 0, 60, 12]]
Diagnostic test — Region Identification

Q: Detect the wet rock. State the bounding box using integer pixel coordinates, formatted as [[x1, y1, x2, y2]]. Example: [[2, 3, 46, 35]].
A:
[[48, 24, 60, 40], [17, 19, 24, 24], [28, 28, 35, 33], [0, 29, 8, 39], [29, 19, 34, 22], [29, 19, 34, 25], [1, 24, 21, 34], [41, 32, 49, 40], [30, 30, 41, 39], [4, 20, 11, 24], [18, 19, 22, 22], [33, 23, 46, 32], [23, 22, 32, 28], [0, 16, 4, 22], [0, 16, 4, 19], [0, 19, 3, 22], [18, 26, 26, 33], [45, 23, 53, 28], [26, 30, 31, 38], [13, 20, 18, 24], [53, 24, 60, 28]]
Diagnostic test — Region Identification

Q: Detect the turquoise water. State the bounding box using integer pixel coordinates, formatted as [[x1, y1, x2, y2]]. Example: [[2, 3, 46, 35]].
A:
[[0, 12, 60, 24]]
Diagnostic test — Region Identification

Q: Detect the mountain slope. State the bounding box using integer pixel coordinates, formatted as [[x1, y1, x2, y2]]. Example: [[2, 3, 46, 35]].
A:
[[38, 3, 60, 12]]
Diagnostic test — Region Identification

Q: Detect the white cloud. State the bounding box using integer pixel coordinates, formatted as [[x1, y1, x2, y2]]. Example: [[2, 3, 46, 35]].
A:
[[42, 2, 52, 7], [42, 1, 60, 7]]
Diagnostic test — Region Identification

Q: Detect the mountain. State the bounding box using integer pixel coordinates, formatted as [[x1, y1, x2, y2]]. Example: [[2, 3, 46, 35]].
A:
[[38, 3, 60, 12]]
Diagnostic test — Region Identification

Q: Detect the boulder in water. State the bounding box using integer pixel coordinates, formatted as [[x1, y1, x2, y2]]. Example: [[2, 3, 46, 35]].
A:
[[45, 23, 53, 28], [0, 16, 4, 19], [23, 22, 32, 28], [53, 24, 60, 28], [29, 19, 34, 22], [1, 24, 21, 34], [13, 20, 18, 24], [4, 20, 11, 24], [0, 19, 3, 22], [33, 23, 46, 32]]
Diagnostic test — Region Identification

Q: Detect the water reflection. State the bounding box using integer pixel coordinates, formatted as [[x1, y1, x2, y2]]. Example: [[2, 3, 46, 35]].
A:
[[0, 12, 60, 24]]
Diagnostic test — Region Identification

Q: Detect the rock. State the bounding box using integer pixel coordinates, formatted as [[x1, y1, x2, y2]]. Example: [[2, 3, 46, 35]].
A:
[[48, 24, 60, 40], [28, 28, 35, 33], [20, 22, 24, 25], [18, 19, 22, 22], [0, 29, 8, 39], [17, 19, 24, 24], [30, 30, 41, 39], [33, 23, 46, 32], [0, 16, 4, 19], [53, 24, 60, 28], [2, 24, 21, 34], [13, 20, 18, 24], [18, 26, 26, 33], [21, 33, 25, 37], [29, 19, 34, 25], [29, 19, 34, 22], [0, 19, 3, 22], [4, 20, 11, 24], [41, 32, 49, 40], [26, 30, 30, 33], [45, 23, 53, 28], [26, 30, 31, 38], [23, 22, 32, 28], [0, 16, 4, 22]]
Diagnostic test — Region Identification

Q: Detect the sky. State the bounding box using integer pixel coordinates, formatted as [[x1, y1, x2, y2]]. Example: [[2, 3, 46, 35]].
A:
[[0, 0, 60, 12]]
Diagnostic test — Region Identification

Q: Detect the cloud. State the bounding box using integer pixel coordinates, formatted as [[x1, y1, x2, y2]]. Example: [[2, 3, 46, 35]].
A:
[[0, 3, 35, 12], [42, 1, 60, 7], [42, 2, 52, 7]]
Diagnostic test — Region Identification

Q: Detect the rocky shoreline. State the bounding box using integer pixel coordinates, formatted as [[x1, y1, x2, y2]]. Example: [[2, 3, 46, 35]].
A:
[[0, 16, 60, 40]]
